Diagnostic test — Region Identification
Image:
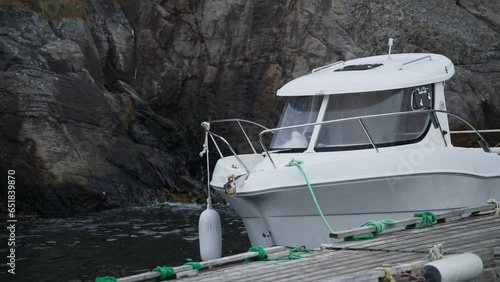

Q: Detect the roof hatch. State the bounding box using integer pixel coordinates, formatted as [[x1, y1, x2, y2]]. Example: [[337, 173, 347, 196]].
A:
[[334, 64, 383, 72]]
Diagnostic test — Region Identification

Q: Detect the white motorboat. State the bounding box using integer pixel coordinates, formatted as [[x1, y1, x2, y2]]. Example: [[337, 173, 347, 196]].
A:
[[202, 48, 500, 248]]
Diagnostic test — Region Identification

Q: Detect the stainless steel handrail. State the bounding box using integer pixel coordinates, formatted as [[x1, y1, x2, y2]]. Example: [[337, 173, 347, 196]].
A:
[[202, 111, 492, 172], [439, 110, 490, 152], [201, 119, 269, 174], [450, 129, 500, 134], [208, 118, 270, 130], [399, 55, 432, 70], [203, 129, 251, 174], [257, 109, 491, 168]]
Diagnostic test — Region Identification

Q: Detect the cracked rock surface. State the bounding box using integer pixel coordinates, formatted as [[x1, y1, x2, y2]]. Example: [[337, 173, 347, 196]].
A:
[[1, 0, 499, 214]]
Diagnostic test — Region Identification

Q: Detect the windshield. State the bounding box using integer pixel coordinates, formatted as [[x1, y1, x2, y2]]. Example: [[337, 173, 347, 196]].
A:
[[315, 85, 432, 150], [270, 96, 322, 150]]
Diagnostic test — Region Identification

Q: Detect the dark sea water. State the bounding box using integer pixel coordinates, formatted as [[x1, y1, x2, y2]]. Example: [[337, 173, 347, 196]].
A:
[[0, 203, 250, 282]]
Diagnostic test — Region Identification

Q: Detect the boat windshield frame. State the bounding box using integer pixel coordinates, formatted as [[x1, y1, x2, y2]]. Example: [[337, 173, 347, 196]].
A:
[[269, 95, 323, 152], [270, 85, 435, 152]]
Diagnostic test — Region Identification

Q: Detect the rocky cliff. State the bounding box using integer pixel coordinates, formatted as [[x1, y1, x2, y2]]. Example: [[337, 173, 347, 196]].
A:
[[1, 0, 499, 215]]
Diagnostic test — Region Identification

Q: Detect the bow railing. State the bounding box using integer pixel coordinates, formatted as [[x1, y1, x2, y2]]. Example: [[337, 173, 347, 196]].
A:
[[202, 110, 496, 171]]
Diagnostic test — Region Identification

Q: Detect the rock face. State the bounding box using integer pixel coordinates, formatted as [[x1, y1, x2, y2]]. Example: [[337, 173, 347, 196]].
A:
[[1, 0, 499, 214], [122, 0, 500, 146], [0, 4, 201, 214]]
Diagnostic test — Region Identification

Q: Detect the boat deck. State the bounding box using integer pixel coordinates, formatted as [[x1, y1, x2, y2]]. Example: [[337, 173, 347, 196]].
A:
[[116, 205, 500, 282]]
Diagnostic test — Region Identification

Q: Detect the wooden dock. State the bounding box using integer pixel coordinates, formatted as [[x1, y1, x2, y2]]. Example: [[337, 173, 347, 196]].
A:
[[113, 204, 500, 282]]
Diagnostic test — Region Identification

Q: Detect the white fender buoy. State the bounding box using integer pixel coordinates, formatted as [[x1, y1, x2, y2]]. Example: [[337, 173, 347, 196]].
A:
[[423, 253, 483, 282], [199, 198, 222, 261]]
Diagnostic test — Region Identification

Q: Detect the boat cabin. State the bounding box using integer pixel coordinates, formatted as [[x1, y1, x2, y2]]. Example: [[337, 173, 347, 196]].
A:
[[270, 53, 455, 153]]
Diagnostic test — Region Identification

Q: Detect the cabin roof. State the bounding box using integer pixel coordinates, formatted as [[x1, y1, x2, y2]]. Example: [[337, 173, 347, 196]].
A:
[[277, 53, 455, 96]]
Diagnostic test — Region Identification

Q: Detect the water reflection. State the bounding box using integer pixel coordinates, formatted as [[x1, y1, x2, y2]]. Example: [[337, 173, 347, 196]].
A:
[[0, 203, 249, 282]]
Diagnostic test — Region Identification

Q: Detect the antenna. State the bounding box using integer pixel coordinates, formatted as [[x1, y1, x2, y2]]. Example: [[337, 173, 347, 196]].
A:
[[388, 38, 394, 60]]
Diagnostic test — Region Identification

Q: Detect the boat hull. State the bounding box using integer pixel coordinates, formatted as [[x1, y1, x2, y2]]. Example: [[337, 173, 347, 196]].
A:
[[214, 173, 500, 248]]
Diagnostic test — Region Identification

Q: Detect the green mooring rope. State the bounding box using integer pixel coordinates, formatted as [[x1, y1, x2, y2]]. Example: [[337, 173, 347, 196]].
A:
[[285, 247, 310, 260], [406, 211, 437, 229], [184, 261, 202, 270], [246, 246, 310, 261], [265, 247, 311, 261], [286, 158, 334, 233], [95, 276, 117, 282], [344, 219, 398, 241], [152, 266, 175, 280]]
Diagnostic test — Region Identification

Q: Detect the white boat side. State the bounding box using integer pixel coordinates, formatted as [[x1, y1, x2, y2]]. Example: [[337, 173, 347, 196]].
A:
[[209, 138, 500, 247], [203, 52, 500, 248]]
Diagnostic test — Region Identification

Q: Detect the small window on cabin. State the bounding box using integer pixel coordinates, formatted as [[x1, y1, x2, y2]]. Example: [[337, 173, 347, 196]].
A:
[[315, 85, 433, 151], [411, 86, 433, 110], [334, 64, 383, 72], [270, 96, 322, 151]]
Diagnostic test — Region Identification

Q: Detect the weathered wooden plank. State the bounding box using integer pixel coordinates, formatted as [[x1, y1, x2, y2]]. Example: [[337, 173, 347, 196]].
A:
[[494, 246, 500, 255], [175, 214, 499, 282], [255, 252, 392, 282], [178, 259, 282, 282], [118, 265, 192, 282], [175, 269, 198, 279], [315, 270, 384, 282], [230, 250, 374, 282], [446, 238, 500, 254], [330, 217, 422, 239], [330, 204, 495, 239], [330, 230, 427, 251], [435, 204, 496, 218], [226, 250, 379, 282], [328, 215, 499, 250], [354, 225, 495, 254], [263, 250, 422, 282], [305, 253, 424, 280], [118, 246, 285, 282], [388, 227, 500, 252], [263, 217, 498, 282], [199, 246, 286, 269], [182, 250, 345, 282], [341, 210, 487, 248], [335, 215, 500, 252], [425, 225, 499, 247], [396, 224, 500, 252]]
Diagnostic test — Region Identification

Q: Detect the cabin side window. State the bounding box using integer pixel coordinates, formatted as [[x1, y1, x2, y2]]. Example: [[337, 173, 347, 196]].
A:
[[270, 96, 322, 151], [315, 85, 432, 151]]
